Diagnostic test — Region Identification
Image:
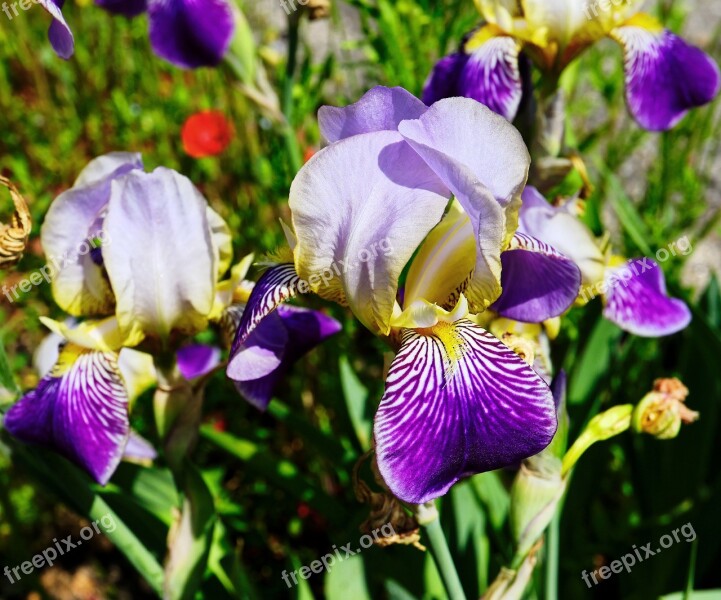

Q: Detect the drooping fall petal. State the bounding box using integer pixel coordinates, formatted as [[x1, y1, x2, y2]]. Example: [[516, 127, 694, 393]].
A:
[[374, 321, 557, 504], [5, 345, 130, 485], [611, 17, 720, 130], [603, 258, 691, 337], [491, 232, 581, 322]]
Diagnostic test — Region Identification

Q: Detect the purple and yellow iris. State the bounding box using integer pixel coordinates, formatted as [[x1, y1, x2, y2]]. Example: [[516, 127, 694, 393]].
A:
[[227, 86, 584, 504], [4, 153, 338, 484], [424, 1, 720, 131], [518, 187, 691, 337], [95, 0, 235, 68]]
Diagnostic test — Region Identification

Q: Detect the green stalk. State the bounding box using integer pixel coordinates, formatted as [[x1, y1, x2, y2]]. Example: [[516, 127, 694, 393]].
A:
[[419, 504, 467, 600], [544, 511, 560, 600], [282, 10, 303, 174]]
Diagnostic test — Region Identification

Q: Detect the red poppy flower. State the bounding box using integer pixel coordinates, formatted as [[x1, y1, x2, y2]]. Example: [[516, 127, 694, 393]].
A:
[[182, 111, 234, 158]]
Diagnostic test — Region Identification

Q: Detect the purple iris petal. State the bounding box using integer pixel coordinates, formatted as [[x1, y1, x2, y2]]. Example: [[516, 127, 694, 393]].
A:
[[147, 0, 235, 69], [228, 305, 341, 410], [39, 0, 75, 59], [123, 431, 157, 462], [603, 258, 691, 337], [491, 232, 581, 322], [613, 27, 720, 130], [177, 344, 221, 380], [229, 264, 301, 356], [5, 348, 130, 485], [374, 321, 557, 504], [423, 53, 467, 105], [95, 0, 148, 17], [424, 37, 523, 121], [319, 86, 428, 145]]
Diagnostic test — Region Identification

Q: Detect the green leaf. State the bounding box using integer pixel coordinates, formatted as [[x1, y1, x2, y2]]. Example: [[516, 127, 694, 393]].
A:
[[200, 425, 346, 527], [595, 162, 654, 256], [568, 318, 622, 405], [164, 463, 217, 600], [326, 554, 372, 600], [207, 519, 260, 599], [11, 444, 165, 594], [339, 355, 372, 449]]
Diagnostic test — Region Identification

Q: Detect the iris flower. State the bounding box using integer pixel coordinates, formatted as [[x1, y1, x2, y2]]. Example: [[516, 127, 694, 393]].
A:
[[518, 187, 691, 336], [4, 153, 337, 483], [95, 0, 235, 68], [424, 0, 720, 130], [228, 87, 583, 503]]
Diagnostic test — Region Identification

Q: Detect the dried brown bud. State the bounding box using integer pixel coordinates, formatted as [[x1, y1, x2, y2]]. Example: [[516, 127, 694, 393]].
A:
[[633, 378, 698, 439], [0, 176, 32, 268]]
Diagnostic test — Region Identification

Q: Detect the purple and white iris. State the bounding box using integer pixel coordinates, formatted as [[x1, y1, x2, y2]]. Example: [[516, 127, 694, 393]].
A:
[[518, 187, 691, 337], [227, 86, 584, 504], [424, 5, 720, 131], [96, 0, 235, 68], [4, 153, 338, 484]]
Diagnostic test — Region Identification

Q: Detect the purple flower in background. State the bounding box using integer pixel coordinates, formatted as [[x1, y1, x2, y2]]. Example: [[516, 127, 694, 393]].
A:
[[95, 0, 235, 69], [518, 187, 691, 337], [34, 0, 74, 59], [227, 87, 584, 503], [425, 5, 720, 130]]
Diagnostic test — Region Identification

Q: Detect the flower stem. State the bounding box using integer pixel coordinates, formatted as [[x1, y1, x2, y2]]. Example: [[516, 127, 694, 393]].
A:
[[418, 503, 467, 600]]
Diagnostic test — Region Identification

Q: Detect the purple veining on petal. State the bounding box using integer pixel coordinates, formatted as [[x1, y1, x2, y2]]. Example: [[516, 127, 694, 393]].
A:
[[491, 232, 581, 322], [423, 37, 523, 121], [95, 0, 148, 17], [319, 86, 428, 144], [147, 0, 235, 69], [5, 348, 130, 485], [614, 27, 721, 131], [229, 264, 301, 357], [228, 305, 341, 410], [374, 321, 557, 504], [177, 344, 221, 380], [603, 258, 691, 336]]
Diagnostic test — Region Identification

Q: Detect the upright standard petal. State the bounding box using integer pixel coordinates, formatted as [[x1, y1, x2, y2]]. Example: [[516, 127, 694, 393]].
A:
[[95, 0, 148, 17], [147, 0, 235, 69], [602, 258, 691, 337], [41, 154, 143, 317], [228, 305, 341, 410], [422, 53, 467, 106], [39, 0, 75, 59], [374, 320, 557, 504], [611, 16, 721, 131], [103, 168, 217, 341], [491, 232, 581, 322], [319, 86, 428, 145], [290, 131, 449, 335], [5, 345, 130, 485], [398, 98, 530, 310]]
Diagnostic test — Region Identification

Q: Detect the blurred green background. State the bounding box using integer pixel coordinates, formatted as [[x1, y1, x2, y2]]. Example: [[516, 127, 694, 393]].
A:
[[1, 0, 720, 598]]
